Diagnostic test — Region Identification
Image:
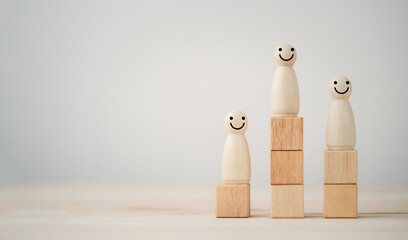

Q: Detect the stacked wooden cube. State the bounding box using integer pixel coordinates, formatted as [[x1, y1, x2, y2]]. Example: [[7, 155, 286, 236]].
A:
[[323, 150, 358, 218], [270, 117, 304, 218], [215, 184, 250, 218]]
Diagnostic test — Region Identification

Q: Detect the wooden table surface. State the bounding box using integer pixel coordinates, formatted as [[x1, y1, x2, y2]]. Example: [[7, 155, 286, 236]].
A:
[[0, 185, 407, 240]]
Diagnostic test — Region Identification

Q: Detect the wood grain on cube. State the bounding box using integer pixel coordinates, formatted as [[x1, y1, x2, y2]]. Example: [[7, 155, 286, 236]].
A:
[[270, 117, 303, 150], [216, 184, 250, 218], [324, 185, 358, 218], [271, 185, 304, 218], [324, 150, 357, 184], [270, 151, 303, 185]]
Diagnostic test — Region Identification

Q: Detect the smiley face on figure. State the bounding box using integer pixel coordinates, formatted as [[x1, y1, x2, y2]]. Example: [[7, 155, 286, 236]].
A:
[[224, 110, 248, 134], [329, 76, 352, 99], [274, 44, 297, 66]]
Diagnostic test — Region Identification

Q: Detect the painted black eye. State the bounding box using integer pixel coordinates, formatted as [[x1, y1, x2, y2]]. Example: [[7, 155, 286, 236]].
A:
[[334, 81, 337, 85], [291, 48, 294, 51], [242, 116, 245, 120], [346, 81, 350, 85], [278, 48, 282, 51], [229, 116, 233, 120]]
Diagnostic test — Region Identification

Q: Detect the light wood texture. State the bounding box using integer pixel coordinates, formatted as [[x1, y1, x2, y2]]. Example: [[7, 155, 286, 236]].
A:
[[326, 76, 356, 150], [222, 111, 251, 184], [216, 184, 250, 218], [324, 150, 357, 184], [271, 44, 300, 117], [0, 185, 407, 239], [324, 185, 358, 218], [270, 151, 303, 185], [271, 185, 304, 218], [270, 117, 303, 151]]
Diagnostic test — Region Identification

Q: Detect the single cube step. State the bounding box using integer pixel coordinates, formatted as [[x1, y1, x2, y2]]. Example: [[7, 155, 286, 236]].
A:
[[270, 117, 303, 151], [216, 184, 250, 218], [324, 185, 358, 218], [324, 150, 357, 184], [271, 185, 304, 218], [270, 151, 303, 185]]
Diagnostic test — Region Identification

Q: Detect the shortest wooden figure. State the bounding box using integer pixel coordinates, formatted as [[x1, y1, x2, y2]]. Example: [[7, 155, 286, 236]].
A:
[[324, 76, 358, 218], [216, 110, 251, 218]]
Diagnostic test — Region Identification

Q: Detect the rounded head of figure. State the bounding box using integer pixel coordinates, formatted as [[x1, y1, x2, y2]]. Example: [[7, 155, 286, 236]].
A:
[[224, 110, 248, 134], [329, 76, 352, 99], [274, 44, 297, 66]]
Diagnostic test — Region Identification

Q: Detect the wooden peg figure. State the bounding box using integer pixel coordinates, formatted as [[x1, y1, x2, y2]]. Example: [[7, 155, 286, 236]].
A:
[[271, 44, 300, 117], [326, 76, 356, 150], [222, 110, 251, 184]]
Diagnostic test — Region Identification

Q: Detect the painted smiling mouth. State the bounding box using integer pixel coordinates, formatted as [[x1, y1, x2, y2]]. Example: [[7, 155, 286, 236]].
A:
[[334, 87, 349, 94], [279, 54, 294, 61], [230, 122, 245, 130]]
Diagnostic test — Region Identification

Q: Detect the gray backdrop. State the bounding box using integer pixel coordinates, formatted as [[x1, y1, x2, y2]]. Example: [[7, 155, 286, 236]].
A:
[[1, 0, 407, 186]]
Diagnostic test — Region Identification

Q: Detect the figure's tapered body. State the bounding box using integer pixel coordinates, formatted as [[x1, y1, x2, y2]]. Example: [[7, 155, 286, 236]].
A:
[[271, 66, 300, 116], [326, 99, 356, 150], [222, 133, 251, 184]]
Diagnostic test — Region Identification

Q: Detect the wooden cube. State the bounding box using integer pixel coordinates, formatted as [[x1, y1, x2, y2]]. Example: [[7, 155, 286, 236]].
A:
[[271, 185, 304, 218], [216, 184, 250, 218], [324, 150, 357, 184], [270, 117, 303, 151], [270, 151, 303, 185], [324, 185, 358, 218]]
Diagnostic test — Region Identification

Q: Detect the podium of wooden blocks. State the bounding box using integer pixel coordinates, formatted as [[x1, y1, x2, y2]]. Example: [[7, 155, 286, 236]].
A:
[[270, 117, 304, 218], [216, 110, 251, 218], [270, 44, 304, 219], [324, 77, 358, 218]]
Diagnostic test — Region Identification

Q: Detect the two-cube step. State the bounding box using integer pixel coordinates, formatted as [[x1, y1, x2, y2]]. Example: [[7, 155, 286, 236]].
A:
[[270, 117, 304, 218], [324, 150, 358, 218]]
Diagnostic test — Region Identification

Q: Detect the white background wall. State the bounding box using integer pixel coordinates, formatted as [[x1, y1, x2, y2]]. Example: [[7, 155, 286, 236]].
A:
[[1, 0, 407, 186]]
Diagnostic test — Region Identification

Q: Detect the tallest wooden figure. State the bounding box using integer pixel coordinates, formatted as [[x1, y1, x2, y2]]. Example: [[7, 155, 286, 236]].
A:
[[271, 44, 300, 117], [269, 44, 304, 218]]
